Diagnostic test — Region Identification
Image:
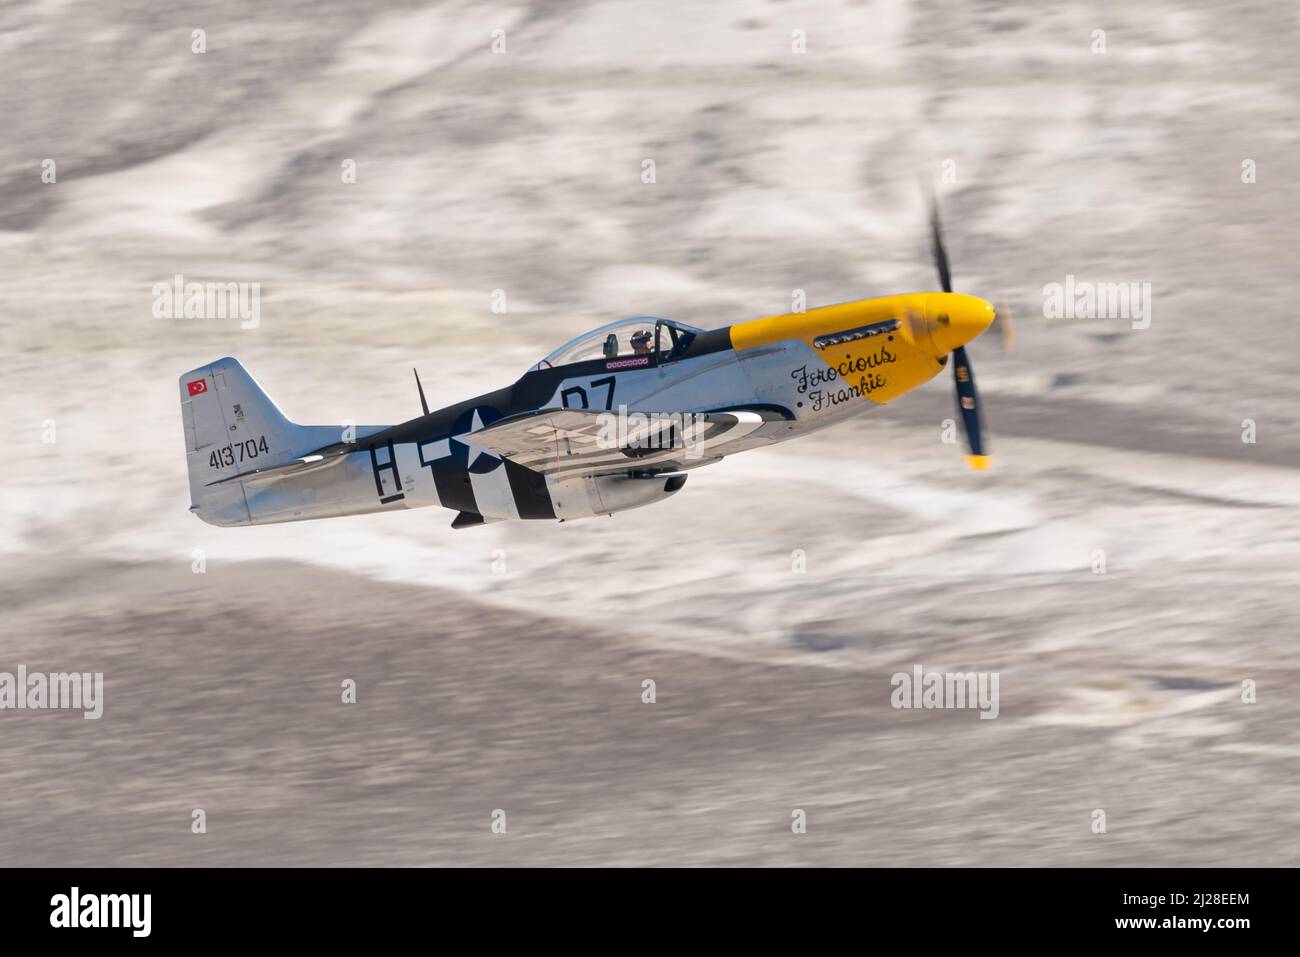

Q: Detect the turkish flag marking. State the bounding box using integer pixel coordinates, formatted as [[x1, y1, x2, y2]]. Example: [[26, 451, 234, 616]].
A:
[[187, 379, 208, 396]]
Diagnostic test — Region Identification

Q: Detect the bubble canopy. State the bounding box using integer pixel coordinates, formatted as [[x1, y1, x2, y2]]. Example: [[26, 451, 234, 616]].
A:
[[531, 317, 704, 371]]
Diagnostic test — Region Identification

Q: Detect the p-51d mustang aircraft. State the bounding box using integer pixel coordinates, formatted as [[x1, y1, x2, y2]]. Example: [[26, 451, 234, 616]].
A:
[[180, 204, 995, 529]]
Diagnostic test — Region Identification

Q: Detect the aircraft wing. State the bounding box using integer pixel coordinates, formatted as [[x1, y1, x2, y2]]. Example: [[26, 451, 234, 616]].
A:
[[467, 406, 791, 478]]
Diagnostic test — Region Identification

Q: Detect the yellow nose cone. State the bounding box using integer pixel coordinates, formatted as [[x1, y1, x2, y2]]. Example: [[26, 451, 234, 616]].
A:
[[925, 293, 995, 355]]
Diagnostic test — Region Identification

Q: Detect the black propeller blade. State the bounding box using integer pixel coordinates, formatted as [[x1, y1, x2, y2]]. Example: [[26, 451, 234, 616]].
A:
[[951, 344, 988, 468], [927, 193, 990, 469], [929, 198, 953, 294]]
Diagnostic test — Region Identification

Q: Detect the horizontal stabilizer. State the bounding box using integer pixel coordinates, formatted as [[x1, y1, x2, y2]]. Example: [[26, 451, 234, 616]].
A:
[[204, 451, 347, 487]]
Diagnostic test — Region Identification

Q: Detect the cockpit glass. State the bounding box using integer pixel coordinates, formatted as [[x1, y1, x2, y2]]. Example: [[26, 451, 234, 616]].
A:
[[657, 324, 697, 361], [531, 318, 703, 372]]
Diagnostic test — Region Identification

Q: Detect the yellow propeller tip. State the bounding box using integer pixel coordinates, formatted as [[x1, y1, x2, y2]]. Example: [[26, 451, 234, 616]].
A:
[[965, 455, 992, 470]]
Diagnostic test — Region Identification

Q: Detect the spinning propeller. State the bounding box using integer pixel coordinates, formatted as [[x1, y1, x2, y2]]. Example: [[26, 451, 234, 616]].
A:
[[927, 196, 991, 470]]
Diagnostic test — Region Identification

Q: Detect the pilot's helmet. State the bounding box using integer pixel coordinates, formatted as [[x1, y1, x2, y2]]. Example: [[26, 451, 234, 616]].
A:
[[630, 329, 652, 348]]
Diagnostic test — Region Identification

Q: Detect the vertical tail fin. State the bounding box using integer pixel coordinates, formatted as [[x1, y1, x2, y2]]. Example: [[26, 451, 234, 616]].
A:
[[179, 358, 388, 526]]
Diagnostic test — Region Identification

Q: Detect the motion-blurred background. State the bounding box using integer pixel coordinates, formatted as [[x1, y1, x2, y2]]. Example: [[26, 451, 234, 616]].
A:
[[1, 0, 1297, 865]]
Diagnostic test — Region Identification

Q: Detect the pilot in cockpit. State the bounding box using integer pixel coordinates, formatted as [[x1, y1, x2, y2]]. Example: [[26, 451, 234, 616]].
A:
[[630, 329, 653, 355]]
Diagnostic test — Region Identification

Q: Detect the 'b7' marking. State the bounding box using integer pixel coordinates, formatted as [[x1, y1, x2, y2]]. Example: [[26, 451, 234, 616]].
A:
[[561, 375, 617, 410]]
